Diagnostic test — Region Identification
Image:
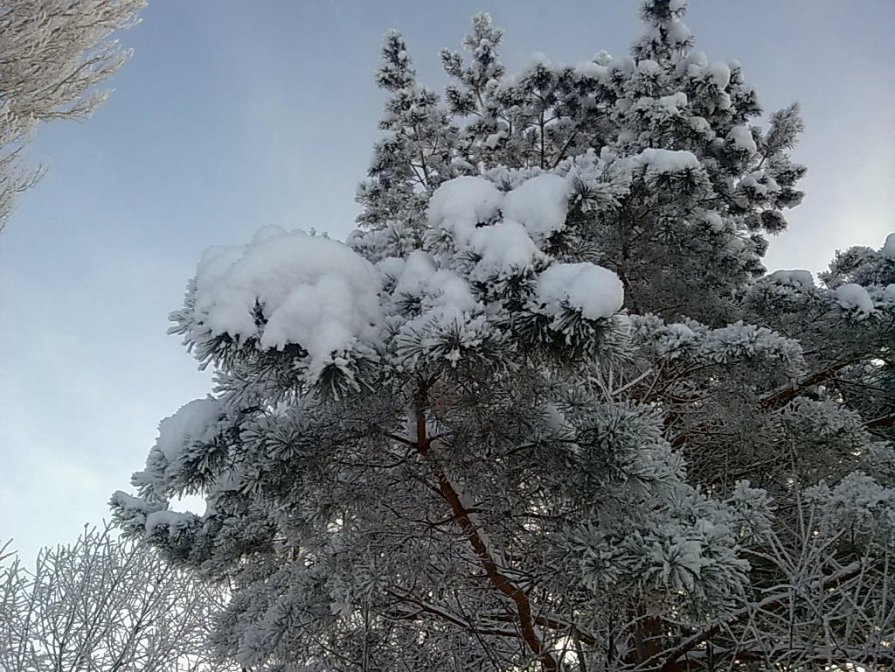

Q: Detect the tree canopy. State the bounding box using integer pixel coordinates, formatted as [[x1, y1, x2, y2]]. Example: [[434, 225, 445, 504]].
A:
[[113, 1, 894, 669]]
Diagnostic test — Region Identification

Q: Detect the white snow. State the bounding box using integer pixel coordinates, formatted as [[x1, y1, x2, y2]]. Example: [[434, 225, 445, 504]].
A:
[[882, 233, 895, 259], [707, 61, 731, 88], [684, 51, 708, 70], [575, 61, 609, 83], [393, 251, 436, 297], [638, 59, 660, 76], [665, 18, 692, 47], [470, 221, 543, 277], [536, 262, 624, 320], [427, 176, 503, 244], [652, 322, 700, 359], [501, 173, 571, 241], [376, 256, 405, 283], [636, 148, 700, 175], [766, 269, 814, 289], [145, 510, 194, 535], [687, 116, 714, 138], [112, 491, 153, 514], [728, 126, 757, 153], [154, 397, 222, 463], [835, 283, 874, 316], [658, 92, 688, 114], [193, 228, 383, 373], [703, 211, 724, 232], [429, 173, 572, 256], [394, 250, 477, 316]]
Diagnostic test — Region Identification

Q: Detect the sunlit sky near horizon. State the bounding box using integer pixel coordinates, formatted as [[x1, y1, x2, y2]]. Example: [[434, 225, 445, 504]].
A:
[[1, 0, 893, 562]]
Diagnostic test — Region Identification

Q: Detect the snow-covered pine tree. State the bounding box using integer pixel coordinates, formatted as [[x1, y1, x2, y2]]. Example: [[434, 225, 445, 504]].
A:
[[351, 31, 460, 263], [113, 1, 894, 670]]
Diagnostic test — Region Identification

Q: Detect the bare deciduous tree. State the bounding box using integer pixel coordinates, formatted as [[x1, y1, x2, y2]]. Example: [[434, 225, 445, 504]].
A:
[[0, 0, 145, 229], [0, 523, 238, 672]]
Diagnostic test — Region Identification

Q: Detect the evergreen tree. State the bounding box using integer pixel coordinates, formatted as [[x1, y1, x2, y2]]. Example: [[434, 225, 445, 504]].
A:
[[351, 31, 459, 262], [113, 2, 894, 670]]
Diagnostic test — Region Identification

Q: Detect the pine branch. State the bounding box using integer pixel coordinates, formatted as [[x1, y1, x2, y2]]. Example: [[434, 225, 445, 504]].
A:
[[412, 379, 560, 672], [760, 357, 859, 410], [865, 412, 895, 429]]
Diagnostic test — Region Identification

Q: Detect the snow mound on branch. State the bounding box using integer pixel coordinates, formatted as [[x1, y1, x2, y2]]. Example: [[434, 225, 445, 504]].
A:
[[155, 397, 222, 463], [145, 510, 195, 535], [536, 263, 624, 320], [470, 221, 544, 277], [728, 125, 756, 153], [193, 229, 383, 368], [429, 173, 572, 246], [393, 251, 477, 316], [766, 269, 814, 289], [575, 61, 609, 82], [428, 175, 623, 318], [882, 233, 895, 259], [707, 61, 731, 88], [635, 148, 700, 175], [835, 283, 874, 316], [427, 176, 503, 244], [501, 173, 572, 241]]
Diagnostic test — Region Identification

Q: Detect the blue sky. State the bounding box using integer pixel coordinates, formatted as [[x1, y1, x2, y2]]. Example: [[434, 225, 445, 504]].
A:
[[1, 0, 893, 561]]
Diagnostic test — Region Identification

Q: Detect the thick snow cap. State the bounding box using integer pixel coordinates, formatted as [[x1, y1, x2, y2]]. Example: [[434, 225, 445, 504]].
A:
[[766, 269, 814, 289], [537, 263, 624, 320], [882, 232, 895, 259], [192, 228, 383, 373], [428, 175, 624, 319]]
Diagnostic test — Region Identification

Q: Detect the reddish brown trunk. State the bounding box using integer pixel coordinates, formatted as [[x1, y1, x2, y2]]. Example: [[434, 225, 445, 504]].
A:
[[413, 379, 559, 672]]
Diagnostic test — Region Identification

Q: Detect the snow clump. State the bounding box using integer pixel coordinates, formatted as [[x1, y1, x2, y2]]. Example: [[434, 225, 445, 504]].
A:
[[427, 176, 503, 245], [636, 148, 701, 179], [192, 228, 383, 372], [536, 263, 624, 320], [429, 175, 625, 321], [766, 269, 814, 289], [154, 397, 222, 464], [835, 283, 874, 316], [728, 126, 757, 153], [882, 233, 895, 259], [501, 173, 572, 241]]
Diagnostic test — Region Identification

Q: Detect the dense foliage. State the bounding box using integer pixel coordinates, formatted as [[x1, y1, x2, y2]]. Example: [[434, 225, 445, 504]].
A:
[[113, 1, 894, 669]]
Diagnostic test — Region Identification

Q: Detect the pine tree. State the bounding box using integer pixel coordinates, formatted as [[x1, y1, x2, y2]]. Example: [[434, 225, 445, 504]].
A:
[[350, 31, 459, 262], [113, 2, 894, 670]]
